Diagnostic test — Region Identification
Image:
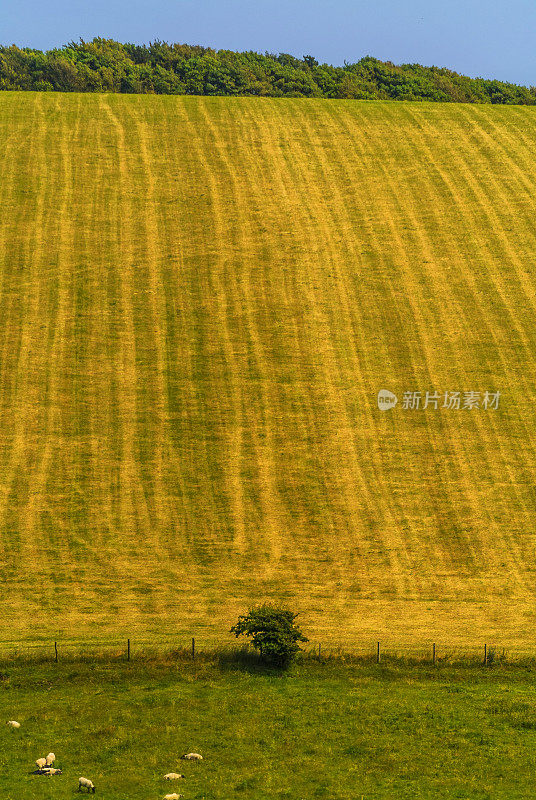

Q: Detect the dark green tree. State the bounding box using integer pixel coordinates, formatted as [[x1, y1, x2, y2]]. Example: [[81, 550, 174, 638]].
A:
[[1, 39, 535, 103], [230, 603, 308, 668]]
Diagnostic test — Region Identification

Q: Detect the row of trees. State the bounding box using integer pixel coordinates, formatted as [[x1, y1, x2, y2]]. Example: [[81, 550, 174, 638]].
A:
[[1, 38, 535, 103]]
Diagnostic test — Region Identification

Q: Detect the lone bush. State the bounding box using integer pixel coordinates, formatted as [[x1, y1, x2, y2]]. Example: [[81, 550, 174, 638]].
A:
[[230, 603, 308, 668]]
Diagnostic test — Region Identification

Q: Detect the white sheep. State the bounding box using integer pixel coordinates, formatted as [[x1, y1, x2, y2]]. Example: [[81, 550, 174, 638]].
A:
[[78, 776, 96, 793], [163, 794, 184, 800], [45, 752, 56, 766], [6, 720, 20, 729], [180, 752, 203, 761], [164, 773, 184, 780], [43, 768, 62, 776], [36, 758, 47, 770]]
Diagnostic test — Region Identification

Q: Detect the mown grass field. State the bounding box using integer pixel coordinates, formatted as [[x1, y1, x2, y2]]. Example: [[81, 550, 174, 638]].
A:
[[3, 657, 536, 800], [1, 93, 536, 646]]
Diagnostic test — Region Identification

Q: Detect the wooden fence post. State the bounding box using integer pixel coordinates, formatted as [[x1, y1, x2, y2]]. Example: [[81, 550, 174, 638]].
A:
[[484, 643, 487, 666], [318, 643, 321, 660], [376, 641, 380, 664], [192, 637, 195, 660], [433, 643, 436, 666], [127, 639, 130, 661], [54, 641, 58, 663]]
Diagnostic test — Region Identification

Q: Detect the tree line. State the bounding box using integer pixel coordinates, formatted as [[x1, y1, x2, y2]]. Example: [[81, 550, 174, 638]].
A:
[[1, 38, 534, 104]]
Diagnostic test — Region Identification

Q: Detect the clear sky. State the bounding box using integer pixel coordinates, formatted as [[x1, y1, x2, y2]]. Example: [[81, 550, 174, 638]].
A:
[[2, 0, 535, 86]]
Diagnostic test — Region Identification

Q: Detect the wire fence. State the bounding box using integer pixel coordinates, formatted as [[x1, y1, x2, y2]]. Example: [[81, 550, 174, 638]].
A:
[[0, 636, 534, 666]]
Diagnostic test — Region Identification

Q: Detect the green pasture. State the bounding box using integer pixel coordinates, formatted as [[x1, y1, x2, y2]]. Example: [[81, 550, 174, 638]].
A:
[[2, 656, 536, 799]]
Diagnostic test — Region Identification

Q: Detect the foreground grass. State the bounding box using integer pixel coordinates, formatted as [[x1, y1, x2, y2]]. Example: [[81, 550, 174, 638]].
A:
[[2, 656, 536, 799]]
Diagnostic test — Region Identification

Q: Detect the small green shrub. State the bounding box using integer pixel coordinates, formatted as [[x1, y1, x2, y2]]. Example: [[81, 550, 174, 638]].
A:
[[230, 603, 308, 668]]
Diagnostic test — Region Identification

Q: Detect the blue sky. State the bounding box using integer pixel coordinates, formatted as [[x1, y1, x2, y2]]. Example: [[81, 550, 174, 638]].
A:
[[1, 0, 535, 86]]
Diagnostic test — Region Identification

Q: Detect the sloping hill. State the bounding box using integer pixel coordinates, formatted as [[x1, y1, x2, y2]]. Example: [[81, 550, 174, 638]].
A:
[[1, 93, 535, 647]]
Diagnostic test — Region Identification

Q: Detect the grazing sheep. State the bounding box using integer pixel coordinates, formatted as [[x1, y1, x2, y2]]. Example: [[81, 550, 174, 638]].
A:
[[6, 720, 20, 729], [36, 758, 47, 770], [45, 752, 56, 766], [163, 794, 183, 800], [164, 773, 184, 780], [180, 752, 203, 761], [78, 776, 96, 793]]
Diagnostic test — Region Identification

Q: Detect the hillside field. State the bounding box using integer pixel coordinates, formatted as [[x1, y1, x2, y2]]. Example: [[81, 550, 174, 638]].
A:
[[1, 93, 536, 647]]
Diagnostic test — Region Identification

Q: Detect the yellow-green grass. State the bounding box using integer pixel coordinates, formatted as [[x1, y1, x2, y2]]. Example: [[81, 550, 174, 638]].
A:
[[1, 92, 536, 647]]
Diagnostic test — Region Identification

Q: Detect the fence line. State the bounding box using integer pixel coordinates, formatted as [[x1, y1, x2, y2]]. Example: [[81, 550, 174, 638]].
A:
[[0, 637, 531, 665]]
